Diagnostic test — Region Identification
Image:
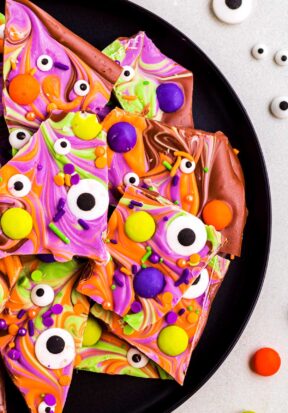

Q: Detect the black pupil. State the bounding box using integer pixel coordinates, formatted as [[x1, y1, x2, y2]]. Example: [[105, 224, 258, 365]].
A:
[[129, 177, 136, 184], [281, 55, 287, 61], [14, 181, 24, 191], [185, 161, 192, 169], [177, 228, 196, 247], [60, 141, 67, 148], [280, 101, 288, 111], [45, 408, 51, 413], [225, 0, 242, 9], [258, 48, 264, 54], [193, 275, 201, 286], [41, 58, 49, 65], [46, 335, 65, 354], [132, 353, 141, 363], [36, 288, 45, 297], [80, 83, 87, 91], [16, 132, 26, 140], [124, 70, 131, 77], [77, 193, 96, 211]]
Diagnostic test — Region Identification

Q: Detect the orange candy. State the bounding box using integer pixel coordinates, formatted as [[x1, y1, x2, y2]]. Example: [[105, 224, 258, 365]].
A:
[[9, 74, 40, 105], [95, 156, 107, 169], [8, 324, 19, 336], [176, 258, 187, 268], [25, 111, 36, 121], [202, 199, 233, 230], [95, 146, 106, 157], [251, 347, 281, 376]]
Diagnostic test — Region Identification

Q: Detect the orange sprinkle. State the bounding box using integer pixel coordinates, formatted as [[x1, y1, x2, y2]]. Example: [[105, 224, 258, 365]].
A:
[[64, 174, 71, 187], [74, 303, 86, 315], [28, 309, 38, 319], [102, 301, 112, 310], [59, 375, 71, 386], [174, 151, 195, 162], [26, 112, 36, 121], [120, 267, 131, 276], [95, 156, 107, 169], [176, 259, 187, 268], [162, 292, 173, 305], [0, 39, 3, 54], [54, 174, 64, 186], [233, 148, 240, 155], [202, 200, 233, 231], [187, 312, 199, 324], [8, 324, 19, 336], [9, 342, 15, 349], [9, 74, 40, 105], [95, 146, 106, 157], [170, 156, 181, 177], [189, 254, 200, 266], [122, 95, 137, 101]]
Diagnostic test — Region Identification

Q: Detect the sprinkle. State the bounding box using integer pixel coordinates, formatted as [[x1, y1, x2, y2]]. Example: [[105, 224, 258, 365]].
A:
[[131, 301, 142, 313], [53, 209, 66, 222], [148, 186, 154, 191], [143, 80, 150, 85], [175, 268, 190, 287], [54, 174, 64, 186], [174, 200, 180, 205], [71, 173, 80, 186], [165, 311, 178, 324], [28, 320, 34, 336], [141, 248, 153, 263], [233, 148, 240, 155], [49, 223, 70, 244], [111, 284, 116, 290], [142, 264, 147, 269], [120, 267, 131, 276], [31, 270, 43, 282], [54, 62, 69, 70], [128, 203, 134, 209], [172, 175, 180, 186], [17, 310, 26, 319], [43, 317, 54, 328], [162, 160, 172, 171], [42, 310, 53, 319], [159, 258, 164, 263], [0, 177, 2, 183], [8, 324, 19, 336], [29, 67, 36, 76], [130, 200, 143, 207], [163, 216, 169, 221], [78, 219, 90, 230], [18, 327, 27, 336], [113, 274, 124, 287], [170, 156, 181, 177], [132, 265, 138, 274], [141, 183, 150, 189], [64, 174, 71, 186], [203, 167, 209, 173], [174, 151, 195, 162], [57, 198, 66, 210], [187, 305, 193, 311], [178, 308, 186, 316], [63, 163, 75, 175], [110, 239, 117, 244], [37, 164, 43, 171], [8, 349, 20, 361], [51, 304, 63, 315]]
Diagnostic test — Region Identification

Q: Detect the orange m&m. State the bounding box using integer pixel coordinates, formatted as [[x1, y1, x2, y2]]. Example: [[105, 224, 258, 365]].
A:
[[9, 74, 40, 105], [251, 347, 281, 376], [202, 199, 233, 230]]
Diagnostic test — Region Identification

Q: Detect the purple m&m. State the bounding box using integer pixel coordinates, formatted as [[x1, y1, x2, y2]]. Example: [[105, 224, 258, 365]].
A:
[[156, 83, 184, 113], [44, 394, 56, 407], [133, 267, 165, 298], [8, 349, 20, 360], [165, 311, 178, 324], [107, 122, 137, 153]]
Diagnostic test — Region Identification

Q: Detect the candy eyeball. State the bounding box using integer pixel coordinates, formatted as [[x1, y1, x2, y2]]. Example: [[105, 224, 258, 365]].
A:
[[35, 328, 75, 369], [212, 0, 253, 24], [123, 172, 140, 187], [74, 80, 90, 97], [38, 401, 56, 413], [127, 348, 149, 368], [67, 179, 109, 221], [251, 44, 268, 60], [121, 66, 135, 82], [182, 269, 209, 299], [274, 49, 288, 66], [180, 158, 196, 174], [54, 138, 71, 155], [9, 128, 32, 150], [37, 55, 54, 72], [30, 284, 55, 307], [270, 97, 288, 119], [166, 214, 207, 256], [8, 174, 32, 197]]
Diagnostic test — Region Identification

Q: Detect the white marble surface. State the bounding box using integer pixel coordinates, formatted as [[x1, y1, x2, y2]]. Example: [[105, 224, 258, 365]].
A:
[[131, 1, 288, 412]]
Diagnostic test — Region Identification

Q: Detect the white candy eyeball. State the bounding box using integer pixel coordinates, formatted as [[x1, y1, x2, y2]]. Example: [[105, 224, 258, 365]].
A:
[[274, 49, 288, 66], [31, 284, 55, 307], [67, 179, 109, 221], [123, 172, 140, 187], [180, 158, 196, 174], [166, 214, 207, 256], [122, 66, 135, 82], [251, 44, 268, 60], [54, 138, 71, 155], [74, 80, 90, 97], [35, 328, 75, 370], [127, 348, 149, 368], [37, 55, 54, 72], [38, 401, 56, 413], [270, 97, 288, 119], [0, 24, 5, 40], [8, 174, 32, 197], [182, 269, 209, 299], [212, 0, 252, 24], [9, 128, 32, 150]]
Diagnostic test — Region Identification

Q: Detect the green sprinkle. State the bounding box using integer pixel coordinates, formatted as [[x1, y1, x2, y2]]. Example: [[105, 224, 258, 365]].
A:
[[203, 167, 209, 173], [162, 160, 172, 171], [111, 284, 116, 290], [143, 80, 150, 85], [195, 309, 200, 314], [159, 258, 164, 263], [174, 200, 180, 205], [187, 305, 193, 312], [148, 186, 154, 191], [141, 264, 147, 269], [105, 239, 110, 243], [0, 177, 2, 183], [146, 246, 152, 252], [48, 223, 70, 244], [141, 249, 152, 263], [31, 270, 43, 282]]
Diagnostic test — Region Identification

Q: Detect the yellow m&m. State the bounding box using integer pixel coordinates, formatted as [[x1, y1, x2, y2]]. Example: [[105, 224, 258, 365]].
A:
[[71, 112, 102, 140], [125, 211, 156, 242], [1, 208, 33, 240], [83, 317, 102, 347], [157, 325, 189, 356]]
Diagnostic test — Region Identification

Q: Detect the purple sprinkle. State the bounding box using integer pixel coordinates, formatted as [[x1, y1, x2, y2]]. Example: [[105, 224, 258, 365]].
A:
[[57, 198, 66, 210], [28, 320, 34, 336], [149, 253, 160, 264], [178, 308, 186, 316], [71, 174, 80, 185], [165, 311, 178, 324], [141, 183, 150, 189], [172, 175, 180, 186], [54, 61, 69, 70], [37, 164, 43, 171], [0, 319, 7, 330], [128, 203, 134, 209], [43, 317, 54, 328], [130, 301, 142, 313], [132, 265, 138, 274], [44, 394, 56, 407], [115, 60, 121, 65], [163, 216, 169, 221], [8, 349, 20, 361], [17, 310, 26, 319], [51, 304, 63, 315], [110, 239, 118, 244], [63, 163, 75, 175], [42, 309, 53, 319], [175, 268, 190, 287], [18, 327, 27, 337], [113, 274, 124, 287], [53, 209, 65, 222], [78, 219, 90, 230], [130, 200, 143, 207]]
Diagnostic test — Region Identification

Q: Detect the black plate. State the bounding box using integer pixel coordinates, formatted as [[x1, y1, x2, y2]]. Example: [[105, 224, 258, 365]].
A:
[[3, 1, 271, 412]]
